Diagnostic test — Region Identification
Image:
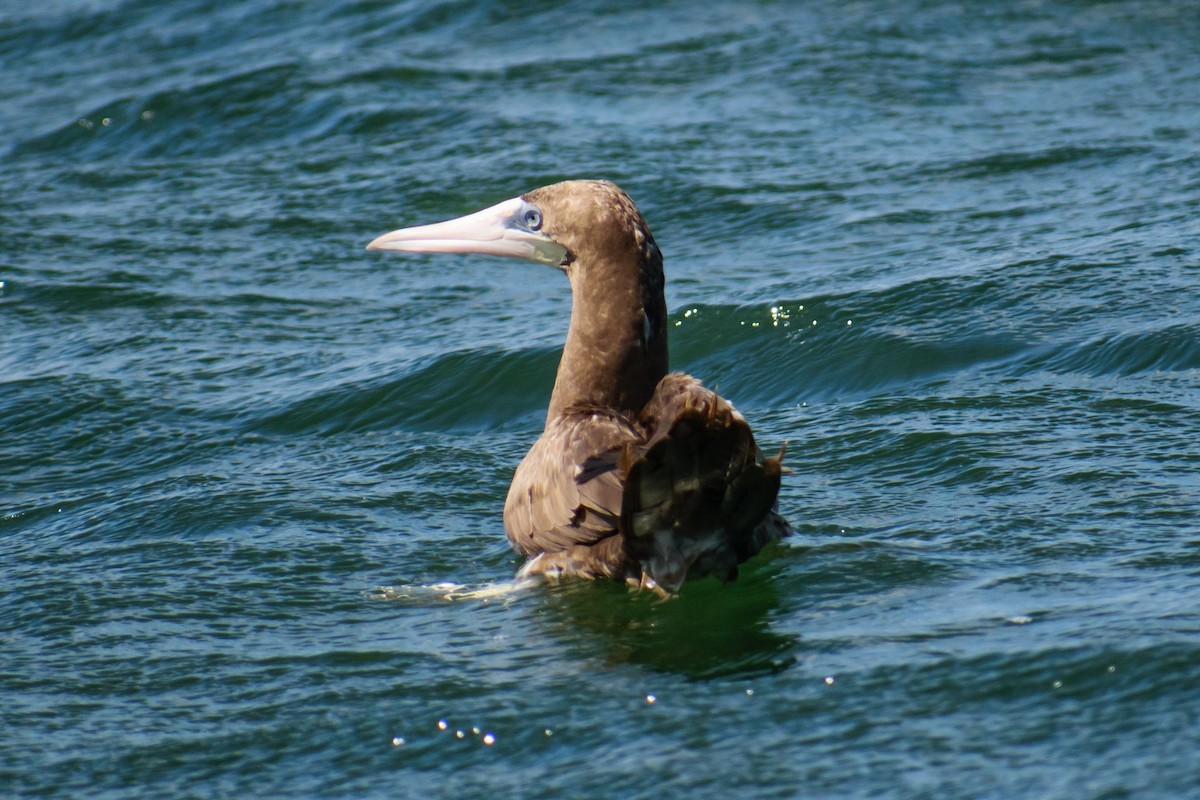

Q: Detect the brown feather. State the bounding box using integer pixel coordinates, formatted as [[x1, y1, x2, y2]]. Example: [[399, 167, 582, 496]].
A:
[[507, 372, 791, 591]]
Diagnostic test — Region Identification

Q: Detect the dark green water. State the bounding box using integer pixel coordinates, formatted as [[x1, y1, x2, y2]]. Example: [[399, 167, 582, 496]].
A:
[[3, 1, 1200, 797]]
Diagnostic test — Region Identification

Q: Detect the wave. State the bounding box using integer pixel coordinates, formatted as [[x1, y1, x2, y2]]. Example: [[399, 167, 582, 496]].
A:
[[921, 145, 1154, 181], [247, 267, 1198, 440], [247, 285, 1032, 438], [12, 61, 324, 161], [1017, 323, 1200, 378], [674, 303, 1026, 406], [251, 347, 558, 436]]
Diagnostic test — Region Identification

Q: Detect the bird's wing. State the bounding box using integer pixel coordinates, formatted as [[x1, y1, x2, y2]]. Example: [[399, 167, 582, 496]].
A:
[[503, 409, 642, 559], [618, 372, 788, 588]]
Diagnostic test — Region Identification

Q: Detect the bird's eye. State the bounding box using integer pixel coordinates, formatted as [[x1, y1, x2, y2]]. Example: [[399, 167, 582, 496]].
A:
[[523, 208, 542, 230]]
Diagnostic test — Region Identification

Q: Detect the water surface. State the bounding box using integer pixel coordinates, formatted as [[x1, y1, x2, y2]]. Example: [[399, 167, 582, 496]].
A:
[[3, 1, 1200, 797]]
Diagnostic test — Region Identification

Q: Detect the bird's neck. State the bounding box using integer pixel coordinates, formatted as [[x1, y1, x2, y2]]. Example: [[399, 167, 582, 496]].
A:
[[546, 255, 669, 423]]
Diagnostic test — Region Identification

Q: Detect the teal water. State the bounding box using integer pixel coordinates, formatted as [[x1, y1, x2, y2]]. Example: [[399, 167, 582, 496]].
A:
[[3, 1, 1200, 797]]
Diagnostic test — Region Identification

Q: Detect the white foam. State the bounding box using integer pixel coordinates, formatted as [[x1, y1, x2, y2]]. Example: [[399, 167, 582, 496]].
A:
[[371, 577, 538, 604]]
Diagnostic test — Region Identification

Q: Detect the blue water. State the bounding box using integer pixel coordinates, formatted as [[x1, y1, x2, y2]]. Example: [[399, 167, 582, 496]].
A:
[[3, 1, 1200, 797]]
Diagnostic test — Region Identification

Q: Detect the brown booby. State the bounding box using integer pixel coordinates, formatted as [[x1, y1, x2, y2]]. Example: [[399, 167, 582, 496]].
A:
[[368, 180, 790, 595]]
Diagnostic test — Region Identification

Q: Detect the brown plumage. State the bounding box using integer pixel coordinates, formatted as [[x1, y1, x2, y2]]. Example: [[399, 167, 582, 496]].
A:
[[368, 180, 790, 594]]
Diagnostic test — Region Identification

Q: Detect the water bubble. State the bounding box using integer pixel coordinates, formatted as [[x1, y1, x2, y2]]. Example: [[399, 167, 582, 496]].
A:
[[823, 675, 835, 685], [544, 728, 554, 737], [391, 736, 406, 747], [645, 694, 657, 704], [437, 719, 448, 731], [482, 733, 496, 745], [101, 117, 112, 126]]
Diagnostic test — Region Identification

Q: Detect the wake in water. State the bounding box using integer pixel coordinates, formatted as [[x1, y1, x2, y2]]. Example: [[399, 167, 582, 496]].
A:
[[371, 578, 539, 604]]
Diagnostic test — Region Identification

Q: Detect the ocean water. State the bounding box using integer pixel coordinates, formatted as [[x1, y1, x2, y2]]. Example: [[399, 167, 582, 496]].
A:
[[3, 0, 1200, 797]]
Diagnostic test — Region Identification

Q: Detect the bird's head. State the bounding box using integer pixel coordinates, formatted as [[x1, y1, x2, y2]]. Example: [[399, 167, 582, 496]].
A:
[[367, 179, 660, 278]]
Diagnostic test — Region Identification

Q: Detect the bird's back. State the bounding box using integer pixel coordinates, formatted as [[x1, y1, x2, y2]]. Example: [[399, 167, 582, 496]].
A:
[[506, 373, 789, 592]]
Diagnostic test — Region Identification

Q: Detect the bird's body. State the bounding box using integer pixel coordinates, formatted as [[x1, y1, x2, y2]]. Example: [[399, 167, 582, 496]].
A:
[[369, 180, 789, 594]]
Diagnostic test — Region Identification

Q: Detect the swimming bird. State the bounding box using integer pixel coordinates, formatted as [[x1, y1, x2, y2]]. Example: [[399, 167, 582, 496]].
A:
[[368, 180, 789, 595]]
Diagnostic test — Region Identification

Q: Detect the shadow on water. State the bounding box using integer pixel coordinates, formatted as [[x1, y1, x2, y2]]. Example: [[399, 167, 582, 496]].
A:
[[536, 560, 797, 681]]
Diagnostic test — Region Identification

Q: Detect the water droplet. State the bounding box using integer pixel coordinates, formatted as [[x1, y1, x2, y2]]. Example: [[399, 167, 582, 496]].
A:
[[823, 676, 835, 685], [745, 689, 754, 696], [140, 109, 155, 121], [1052, 680, 1063, 689], [482, 732, 496, 745], [846, 319, 853, 326], [455, 730, 465, 739], [391, 736, 405, 747], [437, 719, 448, 731], [1107, 665, 1116, 673], [645, 694, 657, 704], [101, 117, 112, 126]]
